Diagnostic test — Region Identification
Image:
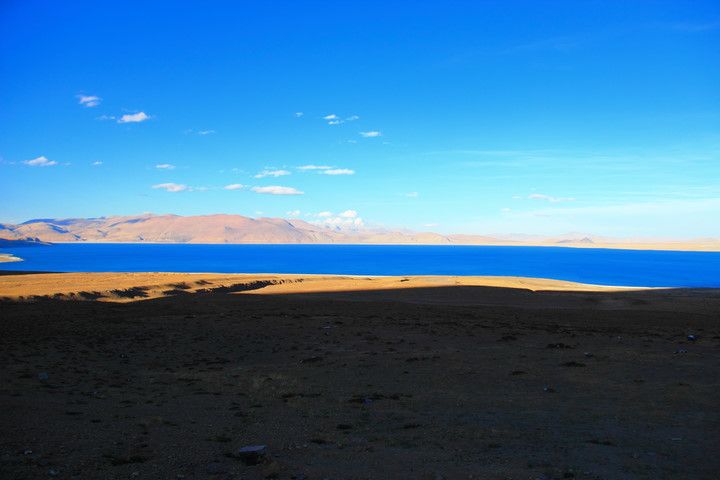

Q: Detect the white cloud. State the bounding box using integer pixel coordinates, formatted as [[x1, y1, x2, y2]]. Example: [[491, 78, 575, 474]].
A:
[[254, 169, 291, 178], [155, 163, 175, 170], [118, 112, 150, 123], [295, 112, 304, 117], [298, 165, 332, 171], [24, 156, 57, 167], [321, 168, 355, 175], [313, 210, 364, 228], [345, 115, 360, 122], [152, 183, 188, 192], [251, 185, 304, 195], [339, 209, 358, 218], [287, 209, 301, 217], [77, 94, 101, 107], [359, 131, 382, 138], [96, 114, 116, 121], [423, 223, 438, 228], [224, 184, 244, 190], [197, 129, 215, 135], [405, 192, 419, 198], [323, 114, 338, 120], [528, 193, 575, 203], [92, 161, 103, 166], [328, 119, 342, 125]]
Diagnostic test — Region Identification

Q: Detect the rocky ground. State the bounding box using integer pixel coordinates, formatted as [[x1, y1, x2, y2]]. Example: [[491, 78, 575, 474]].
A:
[[1, 274, 719, 479]]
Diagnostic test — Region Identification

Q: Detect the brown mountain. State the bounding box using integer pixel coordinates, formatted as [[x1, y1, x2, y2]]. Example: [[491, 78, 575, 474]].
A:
[[0, 214, 454, 245], [0, 214, 718, 251]]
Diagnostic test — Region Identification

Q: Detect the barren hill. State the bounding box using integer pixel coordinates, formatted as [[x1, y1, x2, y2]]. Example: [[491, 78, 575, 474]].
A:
[[0, 214, 718, 251]]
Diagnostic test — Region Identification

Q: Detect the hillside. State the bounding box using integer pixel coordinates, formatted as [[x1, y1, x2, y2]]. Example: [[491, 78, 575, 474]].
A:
[[0, 214, 718, 251]]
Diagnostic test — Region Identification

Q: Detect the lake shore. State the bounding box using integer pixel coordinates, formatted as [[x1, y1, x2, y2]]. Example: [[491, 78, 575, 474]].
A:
[[0, 272, 655, 302]]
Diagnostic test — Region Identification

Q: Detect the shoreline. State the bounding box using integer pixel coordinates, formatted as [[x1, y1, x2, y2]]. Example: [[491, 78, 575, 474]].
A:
[[15, 240, 720, 252], [0, 272, 682, 303]]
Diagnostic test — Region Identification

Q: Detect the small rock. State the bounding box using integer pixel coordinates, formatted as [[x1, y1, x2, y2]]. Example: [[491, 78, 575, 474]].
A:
[[237, 445, 267, 465], [38, 372, 49, 381], [47, 468, 60, 477], [543, 385, 556, 393], [584, 352, 594, 358], [23, 449, 33, 455], [674, 349, 688, 354], [687, 334, 698, 342]]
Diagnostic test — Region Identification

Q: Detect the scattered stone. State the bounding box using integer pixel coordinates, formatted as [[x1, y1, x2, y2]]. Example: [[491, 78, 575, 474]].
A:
[[543, 385, 555, 393], [38, 372, 49, 381], [687, 334, 698, 342], [675, 349, 688, 354], [237, 445, 267, 465], [23, 449, 33, 455], [47, 468, 60, 476], [300, 356, 323, 364], [561, 361, 585, 367], [583, 352, 594, 358], [546, 343, 573, 349]]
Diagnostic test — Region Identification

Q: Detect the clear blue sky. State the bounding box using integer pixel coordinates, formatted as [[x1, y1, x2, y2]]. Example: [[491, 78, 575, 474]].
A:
[[1, 1, 718, 237]]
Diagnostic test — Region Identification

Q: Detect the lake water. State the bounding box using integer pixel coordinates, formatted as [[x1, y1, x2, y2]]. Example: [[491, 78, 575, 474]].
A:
[[2, 243, 719, 287]]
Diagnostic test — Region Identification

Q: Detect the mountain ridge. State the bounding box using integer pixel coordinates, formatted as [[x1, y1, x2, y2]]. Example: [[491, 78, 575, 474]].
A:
[[1, 213, 718, 251]]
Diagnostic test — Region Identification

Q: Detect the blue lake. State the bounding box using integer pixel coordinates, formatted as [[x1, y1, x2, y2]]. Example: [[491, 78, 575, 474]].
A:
[[1, 243, 719, 287]]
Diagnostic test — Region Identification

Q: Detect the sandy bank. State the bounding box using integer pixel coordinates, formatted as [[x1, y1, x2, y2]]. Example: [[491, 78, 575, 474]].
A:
[[0, 253, 22, 263], [0, 271, 657, 302]]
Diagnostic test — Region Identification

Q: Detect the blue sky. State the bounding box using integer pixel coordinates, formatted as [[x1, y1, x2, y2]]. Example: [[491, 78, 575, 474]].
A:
[[1, 1, 718, 237]]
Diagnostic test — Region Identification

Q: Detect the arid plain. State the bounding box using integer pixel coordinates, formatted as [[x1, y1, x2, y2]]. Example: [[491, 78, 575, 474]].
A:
[[1, 272, 719, 479]]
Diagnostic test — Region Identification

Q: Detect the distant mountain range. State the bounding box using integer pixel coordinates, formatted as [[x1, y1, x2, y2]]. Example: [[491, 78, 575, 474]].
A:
[[0, 214, 718, 251]]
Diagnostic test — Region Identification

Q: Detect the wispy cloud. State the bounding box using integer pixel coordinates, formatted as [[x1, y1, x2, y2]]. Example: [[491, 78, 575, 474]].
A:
[[405, 192, 419, 198], [185, 128, 215, 135], [251, 185, 304, 195], [323, 114, 338, 121], [254, 169, 291, 178], [92, 161, 103, 166], [24, 156, 57, 167], [312, 210, 364, 228], [359, 131, 382, 138], [527, 193, 575, 203], [118, 112, 150, 124], [152, 183, 188, 192], [77, 94, 101, 108], [155, 163, 175, 170], [298, 165, 332, 171], [321, 168, 354, 175], [224, 183, 244, 190], [294, 112, 304, 118], [287, 209, 301, 217]]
